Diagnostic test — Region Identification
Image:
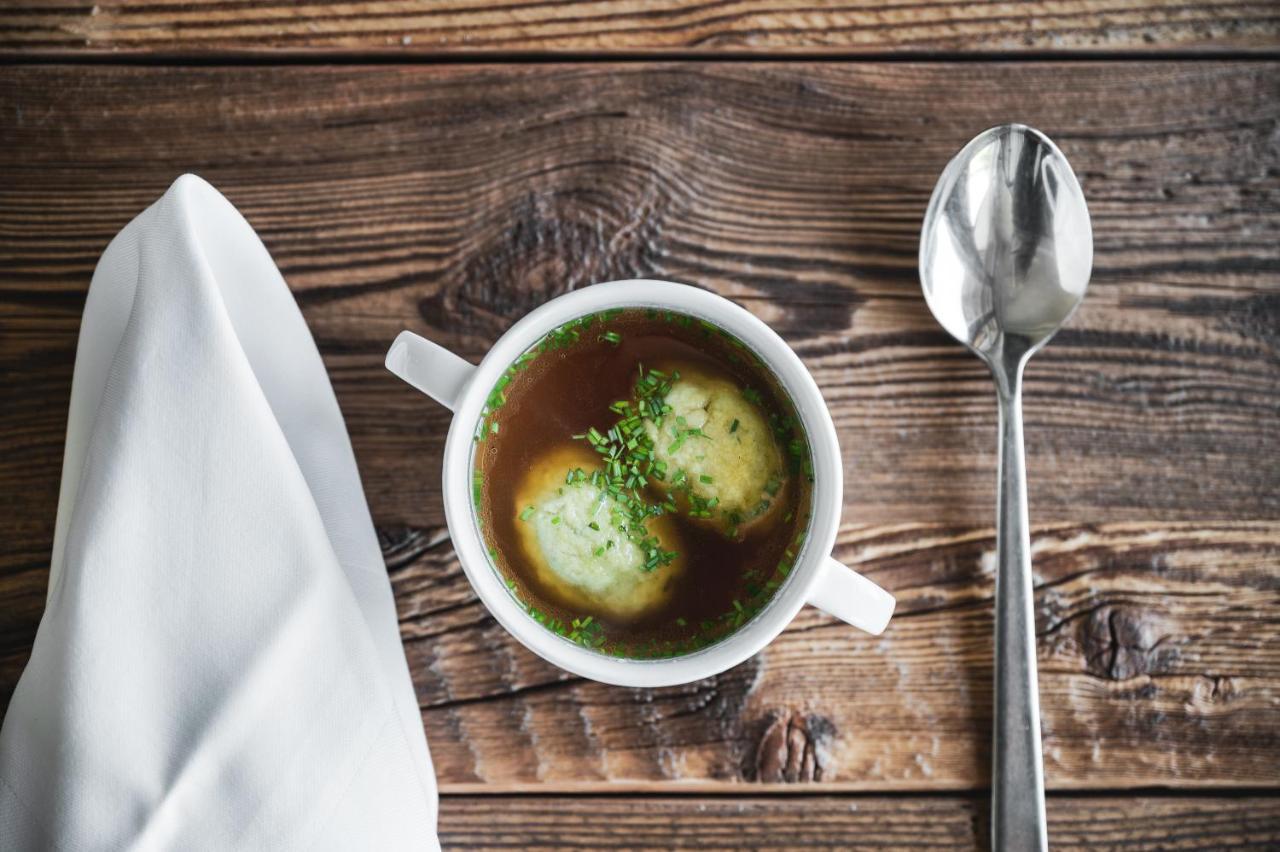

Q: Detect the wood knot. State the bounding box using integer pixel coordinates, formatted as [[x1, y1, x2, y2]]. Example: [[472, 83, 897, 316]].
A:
[[377, 524, 451, 571], [1080, 605, 1175, 681], [424, 188, 667, 337], [1187, 674, 1239, 706], [752, 711, 836, 782]]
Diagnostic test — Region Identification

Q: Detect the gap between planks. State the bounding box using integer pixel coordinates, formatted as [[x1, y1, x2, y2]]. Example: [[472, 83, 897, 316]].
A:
[[433, 787, 1280, 798], [3, 47, 1280, 66]]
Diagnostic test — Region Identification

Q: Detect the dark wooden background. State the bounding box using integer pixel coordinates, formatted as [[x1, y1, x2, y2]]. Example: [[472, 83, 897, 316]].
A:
[[2, 4, 1279, 850]]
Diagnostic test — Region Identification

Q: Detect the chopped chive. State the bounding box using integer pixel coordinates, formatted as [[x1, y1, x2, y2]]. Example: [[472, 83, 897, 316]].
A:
[[699, 474, 714, 484], [510, 354, 692, 574], [519, 506, 535, 521], [600, 331, 622, 345], [730, 418, 740, 433]]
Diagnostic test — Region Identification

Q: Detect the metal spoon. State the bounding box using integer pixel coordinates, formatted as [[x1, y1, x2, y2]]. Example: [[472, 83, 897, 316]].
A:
[[919, 124, 1092, 851]]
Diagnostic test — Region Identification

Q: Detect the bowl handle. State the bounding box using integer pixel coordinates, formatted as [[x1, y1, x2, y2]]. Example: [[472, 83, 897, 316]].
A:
[[806, 557, 895, 635], [385, 330, 476, 412]]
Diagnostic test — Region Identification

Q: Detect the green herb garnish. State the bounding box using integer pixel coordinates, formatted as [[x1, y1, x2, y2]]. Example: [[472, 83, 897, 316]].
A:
[[667, 425, 706, 455], [568, 365, 683, 571], [688, 494, 719, 519]]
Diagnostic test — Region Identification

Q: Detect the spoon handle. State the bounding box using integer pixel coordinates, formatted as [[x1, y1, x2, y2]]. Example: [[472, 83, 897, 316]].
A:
[[993, 370, 1048, 852]]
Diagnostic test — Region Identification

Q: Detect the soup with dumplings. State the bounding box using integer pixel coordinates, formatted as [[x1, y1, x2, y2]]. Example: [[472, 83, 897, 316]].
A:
[[471, 307, 813, 659]]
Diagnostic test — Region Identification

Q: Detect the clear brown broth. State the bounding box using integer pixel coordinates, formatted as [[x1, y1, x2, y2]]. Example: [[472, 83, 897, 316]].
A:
[[473, 308, 813, 658]]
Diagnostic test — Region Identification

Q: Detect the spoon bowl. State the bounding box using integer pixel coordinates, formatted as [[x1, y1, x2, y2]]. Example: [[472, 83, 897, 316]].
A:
[[920, 124, 1092, 373], [919, 124, 1092, 852]]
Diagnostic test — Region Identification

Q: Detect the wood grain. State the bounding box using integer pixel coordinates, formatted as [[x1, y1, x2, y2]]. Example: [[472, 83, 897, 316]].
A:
[[1, 62, 1278, 793], [2, 63, 1276, 536], [9, 512, 1280, 791], [1, 1, 1278, 55], [387, 520, 1280, 791], [436, 794, 1280, 849]]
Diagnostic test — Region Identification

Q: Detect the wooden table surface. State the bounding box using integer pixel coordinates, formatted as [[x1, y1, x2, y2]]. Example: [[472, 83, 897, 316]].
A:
[[2, 4, 1279, 850]]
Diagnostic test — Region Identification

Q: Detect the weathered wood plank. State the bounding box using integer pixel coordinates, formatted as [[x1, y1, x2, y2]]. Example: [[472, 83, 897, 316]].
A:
[[7, 520, 1276, 789], [395, 520, 1279, 790], [2, 63, 1276, 535], [1, 1, 1278, 54], [436, 794, 1280, 849], [1, 63, 1278, 791]]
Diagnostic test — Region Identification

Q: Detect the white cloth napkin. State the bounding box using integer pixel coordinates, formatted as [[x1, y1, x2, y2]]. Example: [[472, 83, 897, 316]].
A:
[[0, 175, 439, 851]]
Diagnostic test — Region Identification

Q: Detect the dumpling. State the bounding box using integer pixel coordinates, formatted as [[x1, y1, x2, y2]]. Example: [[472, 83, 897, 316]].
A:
[[512, 445, 683, 621], [644, 368, 787, 530]]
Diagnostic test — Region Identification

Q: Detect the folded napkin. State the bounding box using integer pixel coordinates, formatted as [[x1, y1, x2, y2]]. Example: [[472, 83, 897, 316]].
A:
[[0, 176, 438, 850]]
